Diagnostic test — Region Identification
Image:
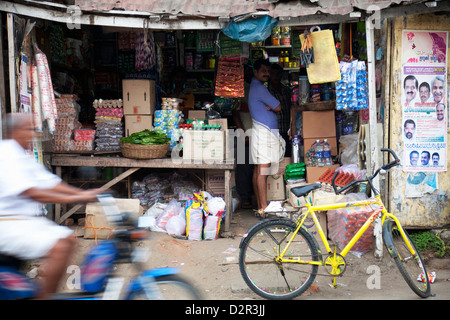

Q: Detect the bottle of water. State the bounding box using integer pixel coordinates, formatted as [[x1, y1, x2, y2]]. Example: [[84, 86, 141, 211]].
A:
[[291, 135, 301, 163], [315, 139, 324, 167], [323, 139, 332, 166]]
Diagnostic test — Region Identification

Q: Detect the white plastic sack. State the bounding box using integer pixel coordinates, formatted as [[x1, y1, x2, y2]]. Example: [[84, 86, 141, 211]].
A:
[[187, 208, 203, 241], [166, 215, 186, 236], [203, 215, 220, 240], [207, 197, 226, 216], [156, 199, 182, 231], [144, 202, 168, 218]]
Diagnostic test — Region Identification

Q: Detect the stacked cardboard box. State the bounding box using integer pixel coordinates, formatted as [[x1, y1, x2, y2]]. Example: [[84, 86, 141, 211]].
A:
[[302, 110, 340, 183], [182, 129, 224, 161], [123, 79, 155, 136]]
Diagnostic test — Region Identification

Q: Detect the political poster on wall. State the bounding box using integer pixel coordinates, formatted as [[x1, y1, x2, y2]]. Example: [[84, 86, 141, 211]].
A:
[[401, 30, 447, 173]]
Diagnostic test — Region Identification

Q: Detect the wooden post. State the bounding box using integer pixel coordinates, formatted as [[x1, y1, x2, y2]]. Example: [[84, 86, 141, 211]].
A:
[[366, 16, 383, 259], [7, 13, 16, 113]]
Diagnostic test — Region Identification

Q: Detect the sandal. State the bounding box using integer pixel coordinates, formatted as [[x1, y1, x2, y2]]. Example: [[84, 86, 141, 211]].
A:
[[253, 209, 265, 218], [253, 209, 275, 220]]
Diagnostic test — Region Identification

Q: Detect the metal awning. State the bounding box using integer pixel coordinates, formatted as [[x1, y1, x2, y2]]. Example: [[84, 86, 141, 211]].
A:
[[1, 0, 447, 30], [73, 0, 408, 18]]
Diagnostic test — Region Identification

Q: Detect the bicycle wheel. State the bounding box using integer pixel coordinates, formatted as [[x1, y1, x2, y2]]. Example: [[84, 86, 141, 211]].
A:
[[126, 274, 201, 300], [383, 219, 430, 298], [239, 219, 320, 300]]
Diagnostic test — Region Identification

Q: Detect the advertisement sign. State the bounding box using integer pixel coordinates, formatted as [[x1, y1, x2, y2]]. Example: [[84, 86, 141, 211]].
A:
[[401, 30, 447, 173]]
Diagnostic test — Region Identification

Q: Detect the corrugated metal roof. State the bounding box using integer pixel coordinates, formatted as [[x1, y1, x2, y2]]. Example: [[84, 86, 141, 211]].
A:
[[74, 0, 411, 18]]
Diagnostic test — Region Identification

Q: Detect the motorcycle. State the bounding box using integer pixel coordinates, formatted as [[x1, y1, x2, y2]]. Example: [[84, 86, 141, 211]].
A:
[[0, 193, 200, 300]]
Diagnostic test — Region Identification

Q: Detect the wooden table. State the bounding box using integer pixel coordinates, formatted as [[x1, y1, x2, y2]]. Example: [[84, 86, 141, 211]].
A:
[[51, 155, 236, 232]]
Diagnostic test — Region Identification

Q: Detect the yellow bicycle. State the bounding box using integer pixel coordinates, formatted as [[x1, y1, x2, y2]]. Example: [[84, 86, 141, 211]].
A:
[[239, 148, 431, 299]]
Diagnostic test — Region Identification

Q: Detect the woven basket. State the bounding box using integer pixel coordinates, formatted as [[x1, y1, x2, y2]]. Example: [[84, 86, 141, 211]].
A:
[[120, 143, 169, 159]]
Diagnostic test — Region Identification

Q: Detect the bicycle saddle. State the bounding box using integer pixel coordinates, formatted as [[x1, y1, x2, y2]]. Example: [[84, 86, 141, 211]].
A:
[[290, 183, 321, 197]]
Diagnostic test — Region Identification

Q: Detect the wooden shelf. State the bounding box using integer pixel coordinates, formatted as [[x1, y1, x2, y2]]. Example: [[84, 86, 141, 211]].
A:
[[291, 100, 336, 111]]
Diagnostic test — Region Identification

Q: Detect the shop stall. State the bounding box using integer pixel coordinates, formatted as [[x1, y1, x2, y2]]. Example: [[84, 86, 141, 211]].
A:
[[1, 0, 449, 243]]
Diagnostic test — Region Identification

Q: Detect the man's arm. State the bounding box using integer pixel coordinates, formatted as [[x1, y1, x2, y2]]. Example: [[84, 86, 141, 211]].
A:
[[21, 183, 102, 204], [266, 104, 281, 112]]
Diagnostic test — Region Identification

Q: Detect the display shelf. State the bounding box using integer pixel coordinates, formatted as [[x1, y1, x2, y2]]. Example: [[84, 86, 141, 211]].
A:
[[292, 100, 336, 111]]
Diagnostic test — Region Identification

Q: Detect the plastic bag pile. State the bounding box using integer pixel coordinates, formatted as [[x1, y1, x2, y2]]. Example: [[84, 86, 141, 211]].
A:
[[143, 191, 226, 241]]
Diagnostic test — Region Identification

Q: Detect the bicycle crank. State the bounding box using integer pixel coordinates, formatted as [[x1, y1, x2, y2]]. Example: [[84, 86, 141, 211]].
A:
[[323, 253, 347, 277]]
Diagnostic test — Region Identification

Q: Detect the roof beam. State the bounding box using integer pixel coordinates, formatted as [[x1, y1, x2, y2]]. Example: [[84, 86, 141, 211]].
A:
[[0, 1, 225, 29]]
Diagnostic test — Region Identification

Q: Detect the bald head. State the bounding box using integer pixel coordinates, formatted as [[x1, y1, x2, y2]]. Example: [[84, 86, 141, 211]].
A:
[[3, 113, 35, 148]]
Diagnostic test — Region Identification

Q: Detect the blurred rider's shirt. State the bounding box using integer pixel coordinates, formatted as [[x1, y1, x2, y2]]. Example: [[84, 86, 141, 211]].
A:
[[0, 139, 61, 216]]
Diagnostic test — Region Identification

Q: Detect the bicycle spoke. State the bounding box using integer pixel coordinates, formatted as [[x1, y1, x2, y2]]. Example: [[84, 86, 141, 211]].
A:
[[239, 220, 319, 299]]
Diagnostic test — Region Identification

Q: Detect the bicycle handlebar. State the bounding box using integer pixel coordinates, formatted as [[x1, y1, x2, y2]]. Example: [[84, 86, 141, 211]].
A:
[[331, 148, 400, 195]]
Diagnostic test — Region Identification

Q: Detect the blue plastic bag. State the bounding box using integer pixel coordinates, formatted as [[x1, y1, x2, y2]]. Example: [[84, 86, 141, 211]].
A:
[[222, 15, 278, 43]]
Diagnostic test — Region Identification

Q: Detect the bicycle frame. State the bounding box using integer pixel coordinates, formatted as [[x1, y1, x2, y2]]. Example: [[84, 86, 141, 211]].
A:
[[279, 194, 416, 265]]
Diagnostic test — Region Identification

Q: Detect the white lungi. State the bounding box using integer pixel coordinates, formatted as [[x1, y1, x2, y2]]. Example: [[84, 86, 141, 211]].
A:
[[250, 121, 286, 167]]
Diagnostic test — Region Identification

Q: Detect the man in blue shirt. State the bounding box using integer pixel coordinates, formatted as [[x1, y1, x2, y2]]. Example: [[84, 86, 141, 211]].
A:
[[248, 59, 285, 217]]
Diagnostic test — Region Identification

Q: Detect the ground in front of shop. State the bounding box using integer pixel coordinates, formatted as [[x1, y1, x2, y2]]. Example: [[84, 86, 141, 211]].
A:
[[45, 208, 450, 300]]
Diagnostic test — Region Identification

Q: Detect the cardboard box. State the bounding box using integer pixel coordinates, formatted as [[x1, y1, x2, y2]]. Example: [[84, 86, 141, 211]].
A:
[[266, 175, 285, 201], [302, 211, 327, 251], [188, 110, 206, 120], [205, 170, 235, 194], [84, 199, 142, 239], [206, 170, 225, 189], [277, 157, 292, 175], [303, 137, 338, 158], [208, 188, 225, 199], [183, 130, 224, 161], [312, 189, 346, 206], [125, 115, 153, 136], [123, 79, 155, 115], [286, 181, 309, 207], [302, 110, 336, 138], [306, 164, 340, 183], [208, 119, 230, 160]]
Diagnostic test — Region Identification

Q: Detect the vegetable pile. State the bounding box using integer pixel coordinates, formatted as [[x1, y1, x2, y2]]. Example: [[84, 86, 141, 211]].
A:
[[120, 129, 170, 145]]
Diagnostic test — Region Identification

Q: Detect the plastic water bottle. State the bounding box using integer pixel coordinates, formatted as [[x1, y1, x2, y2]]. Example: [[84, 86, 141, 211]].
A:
[[291, 135, 301, 163], [323, 139, 332, 166], [315, 140, 324, 167]]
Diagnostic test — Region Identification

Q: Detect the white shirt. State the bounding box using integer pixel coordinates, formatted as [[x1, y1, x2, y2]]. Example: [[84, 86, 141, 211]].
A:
[[0, 139, 61, 216]]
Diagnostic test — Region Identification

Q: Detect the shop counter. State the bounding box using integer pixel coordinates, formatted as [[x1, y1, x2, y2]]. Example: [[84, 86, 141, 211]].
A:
[[51, 155, 236, 232]]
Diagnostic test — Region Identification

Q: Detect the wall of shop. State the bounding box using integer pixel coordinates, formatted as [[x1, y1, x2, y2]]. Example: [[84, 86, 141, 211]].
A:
[[389, 13, 450, 228]]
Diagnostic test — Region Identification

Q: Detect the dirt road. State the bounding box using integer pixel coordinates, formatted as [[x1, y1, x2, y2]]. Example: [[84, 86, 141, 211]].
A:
[[65, 208, 450, 301]]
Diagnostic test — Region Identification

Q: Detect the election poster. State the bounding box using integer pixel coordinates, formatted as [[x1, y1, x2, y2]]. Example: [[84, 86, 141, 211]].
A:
[[401, 30, 447, 173]]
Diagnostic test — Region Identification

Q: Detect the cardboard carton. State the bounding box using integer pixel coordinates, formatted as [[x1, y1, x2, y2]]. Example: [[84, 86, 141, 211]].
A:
[[123, 79, 155, 115], [188, 110, 206, 120], [84, 199, 142, 239], [286, 181, 309, 207], [183, 130, 224, 161], [302, 211, 327, 251], [266, 175, 285, 201], [306, 164, 340, 183], [302, 110, 336, 138]]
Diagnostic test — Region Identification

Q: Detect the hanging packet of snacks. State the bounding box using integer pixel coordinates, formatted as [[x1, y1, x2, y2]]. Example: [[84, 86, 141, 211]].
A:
[[215, 56, 244, 98]]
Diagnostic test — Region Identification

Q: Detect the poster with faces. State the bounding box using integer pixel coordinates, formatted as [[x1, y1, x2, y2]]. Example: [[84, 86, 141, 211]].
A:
[[401, 30, 447, 172]]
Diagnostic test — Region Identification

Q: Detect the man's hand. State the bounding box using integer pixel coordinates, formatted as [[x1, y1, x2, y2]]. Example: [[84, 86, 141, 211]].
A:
[[266, 105, 281, 112]]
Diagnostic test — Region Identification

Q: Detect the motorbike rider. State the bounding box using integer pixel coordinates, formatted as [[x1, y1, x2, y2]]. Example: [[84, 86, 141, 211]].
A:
[[0, 113, 102, 299]]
